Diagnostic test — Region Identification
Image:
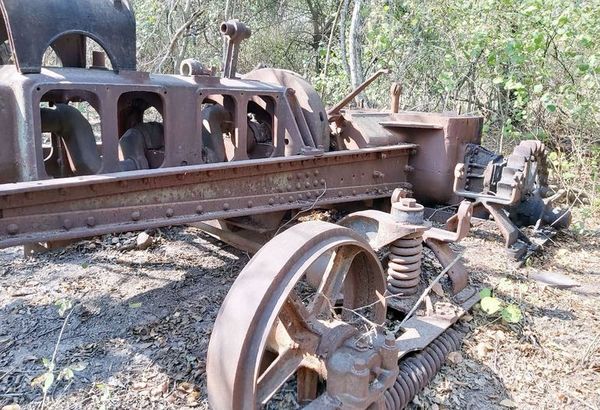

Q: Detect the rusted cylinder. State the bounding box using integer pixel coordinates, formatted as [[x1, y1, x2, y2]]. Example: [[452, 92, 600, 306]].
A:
[[387, 198, 425, 296], [220, 20, 251, 41], [180, 59, 206, 76]]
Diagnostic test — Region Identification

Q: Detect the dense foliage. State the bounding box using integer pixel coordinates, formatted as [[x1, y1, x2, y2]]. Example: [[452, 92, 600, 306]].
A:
[[132, 0, 599, 212]]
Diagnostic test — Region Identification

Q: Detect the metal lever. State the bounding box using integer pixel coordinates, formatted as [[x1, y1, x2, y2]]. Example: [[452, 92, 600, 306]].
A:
[[221, 20, 251, 78]]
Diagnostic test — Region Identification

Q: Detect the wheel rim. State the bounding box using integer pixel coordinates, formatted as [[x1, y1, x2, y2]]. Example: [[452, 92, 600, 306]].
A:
[[207, 221, 387, 409]]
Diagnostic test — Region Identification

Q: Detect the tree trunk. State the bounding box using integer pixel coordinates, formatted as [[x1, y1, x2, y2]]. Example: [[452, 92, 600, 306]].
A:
[[306, 0, 325, 73], [339, 0, 351, 82], [349, 0, 368, 106]]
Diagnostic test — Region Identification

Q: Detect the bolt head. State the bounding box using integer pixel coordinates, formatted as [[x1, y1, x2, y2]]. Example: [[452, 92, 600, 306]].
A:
[[63, 219, 73, 230], [402, 198, 418, 208]]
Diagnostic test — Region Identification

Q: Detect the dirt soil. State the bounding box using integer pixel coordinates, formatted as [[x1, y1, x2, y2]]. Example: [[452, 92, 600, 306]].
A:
[[0, 214, 598, 410]]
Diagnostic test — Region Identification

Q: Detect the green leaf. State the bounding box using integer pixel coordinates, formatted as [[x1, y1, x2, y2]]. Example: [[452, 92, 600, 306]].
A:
[[31, 372, 54, 393], [55, 299, 73, 317], [41, 371, 55, 393], [578, 64, 590, 72], [545, 103, 557, 112], [502, 305, 523, 323], [59, 367, 74, 381], [480, 296, 503, 315], [129, 302, 142, 309], [479, 288, 492, 298]]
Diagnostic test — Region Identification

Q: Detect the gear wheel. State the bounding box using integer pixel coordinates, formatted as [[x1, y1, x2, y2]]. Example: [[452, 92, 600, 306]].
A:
[[497, 140, 549, 205]]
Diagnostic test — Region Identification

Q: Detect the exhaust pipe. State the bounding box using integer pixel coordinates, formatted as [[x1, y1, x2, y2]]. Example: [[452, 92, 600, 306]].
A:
[[41, 104, 102, 175]]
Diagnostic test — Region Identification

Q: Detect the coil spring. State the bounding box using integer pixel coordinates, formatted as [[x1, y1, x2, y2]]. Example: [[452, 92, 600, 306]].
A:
[[384, 328, 462, 410], [387, 233, 423, 296]]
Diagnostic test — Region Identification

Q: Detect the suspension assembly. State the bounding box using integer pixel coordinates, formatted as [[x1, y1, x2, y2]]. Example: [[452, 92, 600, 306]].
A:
[[387, 198, 427, 297]]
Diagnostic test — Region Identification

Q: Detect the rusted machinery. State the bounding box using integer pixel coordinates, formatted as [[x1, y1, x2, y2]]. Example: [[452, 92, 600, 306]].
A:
[[0, 1, 570, 408]]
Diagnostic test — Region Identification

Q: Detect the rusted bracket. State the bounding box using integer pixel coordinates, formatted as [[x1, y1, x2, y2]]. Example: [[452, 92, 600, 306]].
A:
[[453, 163, 520, 206], [423, 201, 474, 294], [342, 199, 474, 295], [339, 210, 428, 251], [396, 287, 480, 357]]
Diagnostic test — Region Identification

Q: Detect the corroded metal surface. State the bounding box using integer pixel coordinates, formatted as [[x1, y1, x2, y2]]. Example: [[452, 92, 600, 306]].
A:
[[454, 140, 570, 258], [335, 111, 483, 205], [0, 0, 136, 73], [0, 145, 413, 248]]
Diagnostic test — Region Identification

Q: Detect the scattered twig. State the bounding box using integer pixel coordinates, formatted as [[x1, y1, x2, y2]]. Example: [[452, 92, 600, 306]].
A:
[[41, 307, 75, 409], [0, 366, 15, 382], [576, 333, 600, 371]]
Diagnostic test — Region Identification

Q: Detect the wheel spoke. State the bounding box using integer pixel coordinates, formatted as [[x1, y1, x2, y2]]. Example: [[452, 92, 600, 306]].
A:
[[257, 348, 305, 404], [278, 290, 322, 345], [310, 246, 360, 317]]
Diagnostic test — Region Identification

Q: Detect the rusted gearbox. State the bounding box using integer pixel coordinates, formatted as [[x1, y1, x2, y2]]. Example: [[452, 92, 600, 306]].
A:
[[207, 192, 479, 409], [454, 140, 571, 258]]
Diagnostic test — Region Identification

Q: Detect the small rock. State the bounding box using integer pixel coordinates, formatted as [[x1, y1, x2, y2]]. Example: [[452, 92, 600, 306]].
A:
[[136, 232, 153, 250], [556, 393, 569, 404], [500, 399, 517, 408], [447, 351, 463, 364], [150, 385, 164, 398], [431, 282, 444, 297], [2, 404, 21, 410], [111, 237, 120, 245], [132, 381, 147, 390]]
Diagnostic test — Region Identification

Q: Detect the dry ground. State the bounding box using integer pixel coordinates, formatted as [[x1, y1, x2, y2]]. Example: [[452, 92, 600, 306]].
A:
[[0, 212, 598, 410]]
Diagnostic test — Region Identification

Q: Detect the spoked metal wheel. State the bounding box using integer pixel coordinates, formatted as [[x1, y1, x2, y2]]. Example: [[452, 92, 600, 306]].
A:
[[207, 221, 389, 409]]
